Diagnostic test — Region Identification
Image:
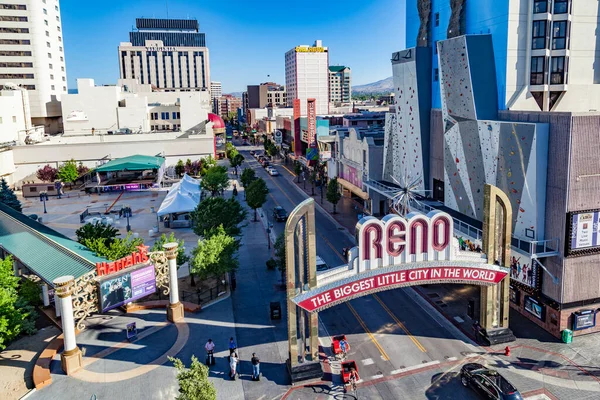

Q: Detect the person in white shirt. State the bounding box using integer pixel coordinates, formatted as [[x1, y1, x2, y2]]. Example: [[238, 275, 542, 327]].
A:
[[205, 339, 215, 354]]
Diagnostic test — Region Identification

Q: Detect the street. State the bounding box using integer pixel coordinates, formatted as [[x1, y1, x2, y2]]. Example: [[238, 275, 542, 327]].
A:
[[237, 146, 480, 396]]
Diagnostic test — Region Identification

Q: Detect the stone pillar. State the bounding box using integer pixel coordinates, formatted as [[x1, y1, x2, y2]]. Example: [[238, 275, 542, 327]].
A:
[[163, 243, 184, 323], [53, 275, 82, 375], [42, 283, 50, 307], [54, 294, 61, 318]]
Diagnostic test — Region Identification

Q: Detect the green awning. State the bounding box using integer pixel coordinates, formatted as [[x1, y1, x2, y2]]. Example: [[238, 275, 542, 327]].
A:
[[0, 203, 106, 286], [96, 155, 165, 173]]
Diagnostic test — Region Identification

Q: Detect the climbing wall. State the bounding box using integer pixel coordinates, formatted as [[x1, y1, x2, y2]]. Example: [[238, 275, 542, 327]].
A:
[[439, 35, 547, 239], [382, 48, 428, 190]]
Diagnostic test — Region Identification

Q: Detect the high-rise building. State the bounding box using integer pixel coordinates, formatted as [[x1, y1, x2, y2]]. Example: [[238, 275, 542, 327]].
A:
[[328, 66, 351, 105], [118, 18, 210, 92], [285, 40, 329, 115], [246, 82, 286, 109], [0, 0, 68, 133], [210, 81, 221, 101]]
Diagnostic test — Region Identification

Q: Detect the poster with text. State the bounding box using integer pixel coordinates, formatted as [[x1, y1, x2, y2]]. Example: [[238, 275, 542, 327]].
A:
[[571, 211, 600, 250], [99, 264, 156, 312]]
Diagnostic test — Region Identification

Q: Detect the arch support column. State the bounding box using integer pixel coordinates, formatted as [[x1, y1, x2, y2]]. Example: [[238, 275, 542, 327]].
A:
[[164, 243, 184, 323], [53, 275, 83, 375]]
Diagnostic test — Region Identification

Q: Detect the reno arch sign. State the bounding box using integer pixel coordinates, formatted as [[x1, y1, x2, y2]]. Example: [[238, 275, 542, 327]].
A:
[[291, 210, 510, 313]]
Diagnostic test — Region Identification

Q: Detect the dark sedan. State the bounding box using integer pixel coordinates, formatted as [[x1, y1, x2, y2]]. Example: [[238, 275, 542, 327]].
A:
[[273, 206, 288, 222], [461, 363, 522, 400]]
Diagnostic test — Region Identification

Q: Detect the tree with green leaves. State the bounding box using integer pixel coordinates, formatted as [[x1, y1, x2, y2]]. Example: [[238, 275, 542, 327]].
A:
[[326, 178, 342, 214], [0, 256, 23, 350], [83, 232, 144, 260], [199, 155, 216, 176], [175, 160, 185, 177], [57, 159, 79, 184], [293, 162, 303, 183], [274, 233, 286, 286], [239, 168, 255, 199], [246, 178, 268, 222], [0, 178, 22, 212], [152, 233, 189, 267], [225, 142, 235, 159], [201, 166, 230, 197], [169, 355, 217, 400], [76, 221, 119, 245], [229, 153, 244, 175], [190, 225, 239, 280], [308, 169, 317, 196], [191, 197, 246, 238]]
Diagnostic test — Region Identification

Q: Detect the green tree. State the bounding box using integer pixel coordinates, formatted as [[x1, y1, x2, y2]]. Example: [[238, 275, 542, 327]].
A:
[[293, 162, 303, 183], [190, 226, 239, 280], [191, 197, 246, 238], [246, 178, 268, 222], [229, 153, 244, 176], [239, 168, 256, 199], [169, 355, 216, 400], [308, 169, 317, 196], [0, 256, 23, 350], [57, 159, 79, 184], [151, 233, 189, 267], [274, 233, 286, 286], [0, 178, 22, 212], [201, 166, 229, 197], [76, 221, 119, 245], [199, 155, 216, 176], [83, 232, 144, 260], [326, 178, 342, 214], [175, 160, 185, 177], [225, 142, 235, 159]]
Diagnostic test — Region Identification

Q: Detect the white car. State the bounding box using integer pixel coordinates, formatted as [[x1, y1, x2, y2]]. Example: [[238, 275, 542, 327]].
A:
[[267, 167, 279, 176]]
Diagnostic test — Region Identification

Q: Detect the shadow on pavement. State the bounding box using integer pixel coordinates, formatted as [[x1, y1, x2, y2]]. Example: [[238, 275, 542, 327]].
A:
[[427, 371, 479, 400]]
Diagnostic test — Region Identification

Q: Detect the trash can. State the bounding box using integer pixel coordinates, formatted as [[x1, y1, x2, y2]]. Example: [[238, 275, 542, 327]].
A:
[[562, 329, 573, 344]]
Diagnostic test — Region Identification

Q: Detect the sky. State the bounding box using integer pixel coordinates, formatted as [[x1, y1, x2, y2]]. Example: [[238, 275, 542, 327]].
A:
[[60, 0, 406, 93]]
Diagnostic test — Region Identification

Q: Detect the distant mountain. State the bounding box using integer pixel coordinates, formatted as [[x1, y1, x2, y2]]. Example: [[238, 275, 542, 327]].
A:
[[352, 77, 393, 94]]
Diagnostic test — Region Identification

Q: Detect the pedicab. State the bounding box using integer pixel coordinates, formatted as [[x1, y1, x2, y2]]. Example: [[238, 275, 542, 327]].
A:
[[331, 334, 348, 359], [341, 360, 359, 385]]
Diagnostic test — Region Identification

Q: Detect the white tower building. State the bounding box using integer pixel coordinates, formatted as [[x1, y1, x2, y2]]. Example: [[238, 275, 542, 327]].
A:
[[285, 40, 329, 115], [0, 0, 68, 133]]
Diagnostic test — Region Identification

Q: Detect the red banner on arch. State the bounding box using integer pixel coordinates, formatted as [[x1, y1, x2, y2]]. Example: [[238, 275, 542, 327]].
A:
[[296, 267, 507, 312]]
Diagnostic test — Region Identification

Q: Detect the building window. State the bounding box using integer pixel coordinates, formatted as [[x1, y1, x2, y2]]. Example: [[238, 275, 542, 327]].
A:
[[62, 76, 65, 81], [48, 53, 51, 58], [12, 116, 16, 123], [0, 27, 29, 34], [0, 73, 34, 79], [550, 56, 566, 84], [554, 0, 569, 14], [435, 12, 440, 27], [56, 16, 59, 22], [0, 39, 31, 45], [51, 85, 55, 90], [533, 0, 547, 13], [45, 31, 49, 37], [0, 62, 33, 68], [43, 8, 47, 14], [44, 20, 48, 26], [59, 46, 63, 52], [50, 74, 54, 80], [434, 68, 439, 81], [0, 4, 26, 9], [57, 26, 60, 32], [49, 63, 53, 69], [58, 36, 62, 42], [0, 15, 28, 22], [46, 42, 50, 48], [552, 21, 567, 50], [62, 86, 66, 91], [61, 66, 64, 71], [532, 20, 547, 49], [530, 56, 546, 85], [55, 5, 59, 11], [60, 56, 63, 61]]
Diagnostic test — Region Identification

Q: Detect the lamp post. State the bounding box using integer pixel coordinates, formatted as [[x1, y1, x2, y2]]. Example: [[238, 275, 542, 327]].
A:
[[122, 206, 132, 232], [39, 191, 48, 213], [266, 226, 272, 249]]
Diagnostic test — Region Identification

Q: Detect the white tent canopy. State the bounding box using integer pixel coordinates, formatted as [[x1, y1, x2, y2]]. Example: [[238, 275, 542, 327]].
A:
[[157, 174, 201, 216]]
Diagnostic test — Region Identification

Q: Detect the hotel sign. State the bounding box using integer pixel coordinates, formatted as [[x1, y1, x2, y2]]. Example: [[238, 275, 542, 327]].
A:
[[96, 245, 150, 277], [296, 46, 325, 53], [145, 46, 177, 52]]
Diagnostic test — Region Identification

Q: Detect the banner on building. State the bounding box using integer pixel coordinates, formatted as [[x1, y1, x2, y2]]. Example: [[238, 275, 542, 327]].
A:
[[567, 210, 600, 256], [98, 264, 156, 312], [293, 99, 302, 156]]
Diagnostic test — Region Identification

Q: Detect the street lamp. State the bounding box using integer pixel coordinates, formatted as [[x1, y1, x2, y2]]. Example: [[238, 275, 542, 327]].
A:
[[122, 206, 132, 232], [266, 226, 272, 249], [39, 191, 48, 213]]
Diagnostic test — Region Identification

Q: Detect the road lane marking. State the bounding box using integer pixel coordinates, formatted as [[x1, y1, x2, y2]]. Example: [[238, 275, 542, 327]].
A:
[[372, 293, 428, 353], [447, 356, 458, 361], [280, 164, 297, 177], [362, 358, 374, 366], [390, 360, 440, 375], [346, 302, 390, 361]]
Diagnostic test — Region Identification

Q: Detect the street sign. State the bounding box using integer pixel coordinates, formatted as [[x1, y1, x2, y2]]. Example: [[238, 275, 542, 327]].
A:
[[274, 130, 283, 145]]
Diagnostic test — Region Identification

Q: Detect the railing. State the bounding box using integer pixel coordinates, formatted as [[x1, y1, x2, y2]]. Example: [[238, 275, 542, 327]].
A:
[[181, 283, 227, 305]]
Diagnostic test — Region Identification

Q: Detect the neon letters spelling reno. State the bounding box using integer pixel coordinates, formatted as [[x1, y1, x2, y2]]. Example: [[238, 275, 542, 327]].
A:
[[357, 211, 454, 269]]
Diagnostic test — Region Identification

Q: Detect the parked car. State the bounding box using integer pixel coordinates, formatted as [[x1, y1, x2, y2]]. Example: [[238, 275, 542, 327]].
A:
[[461, 363, 522, 400], [262, 161, 270, 168], [273, 206, 288, 221], [249, 150, 255, 156], [316, 256, 330, 272], [268, 168, 279, 176]]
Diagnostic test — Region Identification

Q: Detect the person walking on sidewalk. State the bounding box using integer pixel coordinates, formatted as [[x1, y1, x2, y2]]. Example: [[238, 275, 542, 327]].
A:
[[230, 352, 239, 379], [251, 353, 260, 380], [228, 337, 237, 359]]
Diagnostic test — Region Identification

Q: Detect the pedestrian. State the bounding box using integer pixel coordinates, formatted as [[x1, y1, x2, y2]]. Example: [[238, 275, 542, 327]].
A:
[[230, 352, 238, 379], [228, 337, 237, 357], [251, 352, 260, 380]]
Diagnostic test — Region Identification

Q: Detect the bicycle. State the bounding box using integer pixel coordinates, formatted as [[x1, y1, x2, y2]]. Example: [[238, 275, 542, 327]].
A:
[[348, 376, 358, 399]]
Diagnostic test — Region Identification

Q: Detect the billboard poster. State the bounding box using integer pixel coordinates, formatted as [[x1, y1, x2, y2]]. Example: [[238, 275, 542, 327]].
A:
[[509, 251, 538, 289], [569, 210, 600, 252], [98, 264, 156, 312], [293, 99, 302, 156], [524, 296, 545, 321], [307, 98, 317, 146]]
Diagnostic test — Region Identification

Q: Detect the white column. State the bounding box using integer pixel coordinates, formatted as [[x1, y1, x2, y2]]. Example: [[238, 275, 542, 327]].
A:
[[163, 243, 180, 304], [42, 283, 50, 307], [53, 276, 76, 352], [54, 294, 61, 317]]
